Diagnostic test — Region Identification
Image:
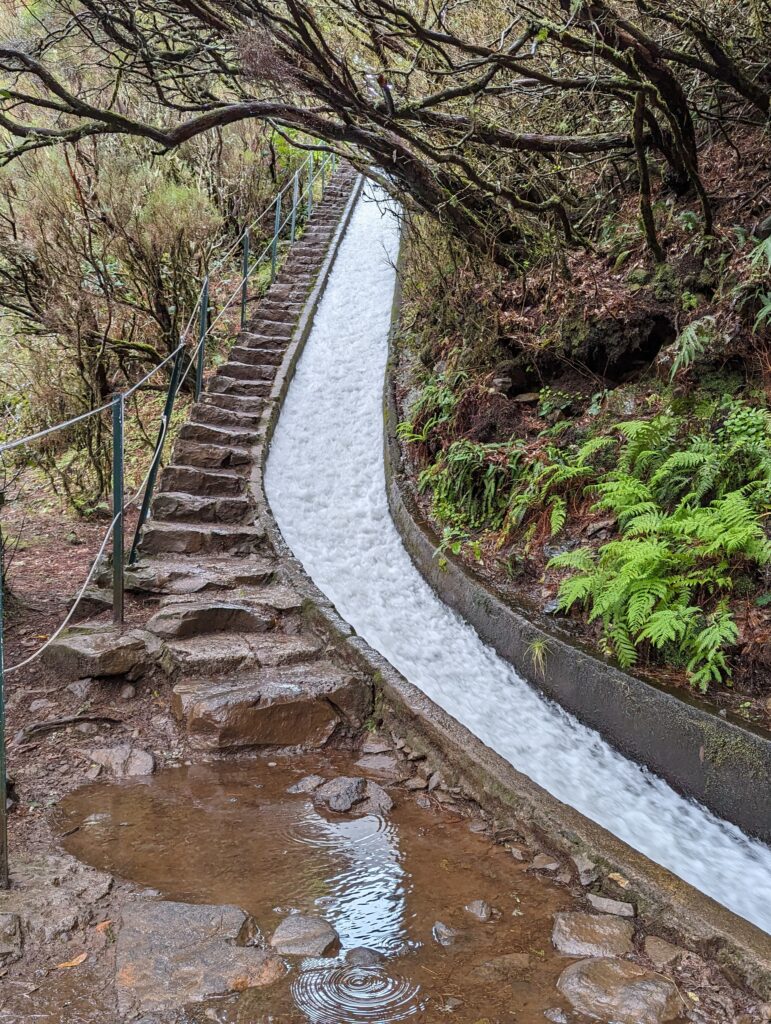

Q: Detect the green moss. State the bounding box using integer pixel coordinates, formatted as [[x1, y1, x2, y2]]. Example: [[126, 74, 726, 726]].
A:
[[626, 267, 652, 288], [652, 262, 679, 302], [701, 723, 767, 781]]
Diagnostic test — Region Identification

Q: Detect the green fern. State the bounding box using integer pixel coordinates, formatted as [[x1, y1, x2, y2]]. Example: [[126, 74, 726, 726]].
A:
[[669, 316, 718, 380]]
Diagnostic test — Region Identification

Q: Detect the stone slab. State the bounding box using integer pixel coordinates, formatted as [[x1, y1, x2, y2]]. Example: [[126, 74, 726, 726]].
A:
[[116, 902, 285, 1014]]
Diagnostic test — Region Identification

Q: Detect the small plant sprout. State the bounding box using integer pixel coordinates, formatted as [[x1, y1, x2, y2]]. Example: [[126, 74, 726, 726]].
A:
[[526, 638, 550, 680]]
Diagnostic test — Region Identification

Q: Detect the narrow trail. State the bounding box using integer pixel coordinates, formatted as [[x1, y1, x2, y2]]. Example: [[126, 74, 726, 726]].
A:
[[265, 187, 771, 934]]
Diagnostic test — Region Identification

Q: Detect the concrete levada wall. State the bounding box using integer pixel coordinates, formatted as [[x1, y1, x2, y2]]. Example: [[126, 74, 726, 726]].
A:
[[253, 184, 771, 995], [381, 257, 771, 848]]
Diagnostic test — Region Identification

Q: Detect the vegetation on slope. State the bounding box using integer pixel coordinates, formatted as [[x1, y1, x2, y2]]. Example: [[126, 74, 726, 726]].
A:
[[395, 149, 771, 707]]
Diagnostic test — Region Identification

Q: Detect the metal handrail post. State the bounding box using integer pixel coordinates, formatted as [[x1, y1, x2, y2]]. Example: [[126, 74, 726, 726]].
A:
[[321, 155, 326, 193], [290, 172, 299, 242], [195, 276, 208, 400], [112, 395, 125, 624], [128, 347, 185, 565], [240, 230, 250, 330], [0, 557, 8, 888], [271, 194, 282, 284], [308, 152, 315, 218]]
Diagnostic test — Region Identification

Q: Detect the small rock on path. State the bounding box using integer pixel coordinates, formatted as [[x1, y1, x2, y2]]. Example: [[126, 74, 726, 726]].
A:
[[557, 957, 681, 1024], [345, 946, 387, 966], [270, 914, 339, 956], [287, 774, 325, 794], [432, 921, 460, 947], [314, 776, 393, 815], [80, 744, 155, 777], [552, 911, 634, 957], [465, 899, 493, 922]]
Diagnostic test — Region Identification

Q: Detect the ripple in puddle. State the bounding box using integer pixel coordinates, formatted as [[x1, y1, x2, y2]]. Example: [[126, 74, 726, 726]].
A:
[[292, 964, 423, 1022]]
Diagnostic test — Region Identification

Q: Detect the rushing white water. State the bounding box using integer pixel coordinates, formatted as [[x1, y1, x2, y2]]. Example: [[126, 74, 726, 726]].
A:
[[265, 187, 771, 933]]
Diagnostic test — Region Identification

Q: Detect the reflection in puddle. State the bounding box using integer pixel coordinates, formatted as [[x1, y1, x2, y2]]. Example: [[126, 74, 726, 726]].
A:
[[52, 754, 574, 1023]]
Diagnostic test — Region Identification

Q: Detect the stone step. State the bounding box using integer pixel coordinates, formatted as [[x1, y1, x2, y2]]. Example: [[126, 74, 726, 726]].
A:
[[152, 491, 252, 525], [166, 631, 323, 677], [179, 420, 259, 448], [206, 376, 271, 399], [191, 402, 263, 430], [171, 439, 251, 471], [200, 392, 264, 414], [290, 256, 321, 267], [247, 319, 293, 339], [124, 555, 276, 595], [258, 301, 304, 316], [147, 586, 302, 639], [267, 284, 310, 301], [229, 346, 283, 367], [291, 243, 325, 254], [215, 361, 275, 384], [237, 332, 287, 350], [160, 465, 247, 498], [141, 521, 264, 556], [172, 661, 371, 750]]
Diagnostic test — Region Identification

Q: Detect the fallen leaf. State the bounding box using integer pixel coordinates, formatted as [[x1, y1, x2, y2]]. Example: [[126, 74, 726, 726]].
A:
[[56, 952, 87, 969]]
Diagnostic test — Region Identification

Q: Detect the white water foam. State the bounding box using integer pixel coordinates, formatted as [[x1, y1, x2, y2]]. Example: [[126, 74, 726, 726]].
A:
[[265, 187, 771, 932]]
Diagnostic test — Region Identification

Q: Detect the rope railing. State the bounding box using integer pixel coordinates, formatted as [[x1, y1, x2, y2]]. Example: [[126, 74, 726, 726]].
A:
[[0, 147, 339, 886]]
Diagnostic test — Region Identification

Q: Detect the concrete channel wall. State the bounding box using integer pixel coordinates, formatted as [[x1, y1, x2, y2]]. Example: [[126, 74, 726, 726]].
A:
[[251, 180, 771, 997]]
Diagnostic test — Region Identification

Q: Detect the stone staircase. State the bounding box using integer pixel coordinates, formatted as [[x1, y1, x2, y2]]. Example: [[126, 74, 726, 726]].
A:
[[121, 165, 372, 750]]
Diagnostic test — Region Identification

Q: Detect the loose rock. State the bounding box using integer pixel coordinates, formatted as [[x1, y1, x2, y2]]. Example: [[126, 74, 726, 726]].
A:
[[532, 853, 560, 872], [587, 893, 635, 917], [287, 774, 325, 794], [354, 753, 406, 781], [116, 902, 284, 1014], [465, 900, 492, 922], [552, 912, 634, 957], [361, 734, 392, 755], [0, 913, 22, 960], [557, 957, 680, 1024], [81, 744, 155, 778], [404, 777, 428, 791], [544, 1010, 570, 1024], [432, 921, 460, 947], [314, 776, 393, 815], [571, 853, 598, 886], [643, 935, 684, 968], [270, 914, 339, 957], [314, 776, 366, 811], [345, 946, 387, 967]]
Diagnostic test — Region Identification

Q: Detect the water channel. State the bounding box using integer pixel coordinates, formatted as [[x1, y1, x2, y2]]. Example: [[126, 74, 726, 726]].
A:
[[264, 186, 771, 934]]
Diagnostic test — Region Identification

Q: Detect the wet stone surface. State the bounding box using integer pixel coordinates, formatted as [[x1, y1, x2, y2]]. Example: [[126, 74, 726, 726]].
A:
[[116, 902, 285, 1014], [44, 752, 590, 1023]]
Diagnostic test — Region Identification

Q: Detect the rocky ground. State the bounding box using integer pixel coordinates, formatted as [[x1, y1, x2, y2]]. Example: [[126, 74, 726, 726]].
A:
[[0, 168, 768, 1023]]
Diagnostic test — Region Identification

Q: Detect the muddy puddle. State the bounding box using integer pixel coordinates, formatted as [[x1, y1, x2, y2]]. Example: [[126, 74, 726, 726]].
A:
[[41, 753, 585, 1022]]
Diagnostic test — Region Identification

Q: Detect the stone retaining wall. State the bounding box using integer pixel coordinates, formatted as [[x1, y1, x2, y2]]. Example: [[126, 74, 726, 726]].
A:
[[252, 186, 771, 996]]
